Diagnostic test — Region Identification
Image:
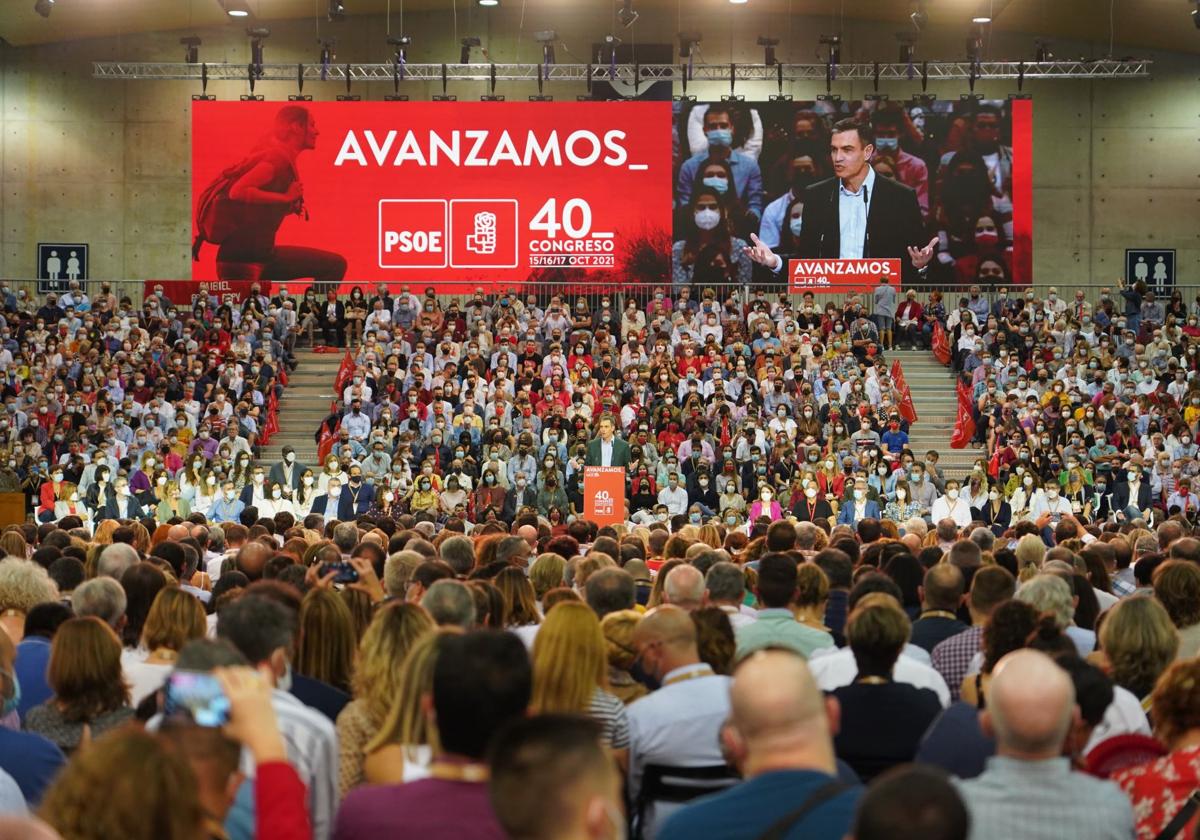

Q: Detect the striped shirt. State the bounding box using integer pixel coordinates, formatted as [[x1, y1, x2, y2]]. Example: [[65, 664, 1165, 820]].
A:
[[589, 688, 631, 749]]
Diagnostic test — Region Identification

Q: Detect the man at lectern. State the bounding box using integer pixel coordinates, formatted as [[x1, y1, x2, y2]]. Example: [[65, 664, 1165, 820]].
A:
[[585, 416, 631, 469]]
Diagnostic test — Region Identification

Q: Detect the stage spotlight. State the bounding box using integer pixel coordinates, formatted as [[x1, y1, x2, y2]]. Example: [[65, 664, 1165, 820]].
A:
[[319, 38, 336, 67], [909, 1, 928, 31], [248, 27, 270, 76], [820, 34, 841, 65], [617, 0, 638, 28], [972, 15, 992, 23], [966, 24, 984, 61], [328, 0, 345, 21], [34, 0, 54, 17], [461, 36, 481, 64], [678, 32, 701, 59], [181, 36, 201, 63], [478, 0, 499, 6], [1035, 39, 1052, 61], [729, 0, 748, 4], [224, 0, 251, 17]]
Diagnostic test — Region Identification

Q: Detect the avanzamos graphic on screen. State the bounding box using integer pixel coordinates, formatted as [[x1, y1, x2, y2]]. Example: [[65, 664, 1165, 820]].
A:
[[191, 101, 672, 287]]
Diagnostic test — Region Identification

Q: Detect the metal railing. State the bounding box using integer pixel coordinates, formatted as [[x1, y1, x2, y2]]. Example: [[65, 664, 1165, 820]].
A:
[[3, 277, 1195, 318]]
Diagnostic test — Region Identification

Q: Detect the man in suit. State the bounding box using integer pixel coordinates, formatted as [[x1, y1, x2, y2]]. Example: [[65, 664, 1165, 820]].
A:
[[1114, 464, 1153, 522], [743, 117, 938, 286], [339, 467, 375, 519], [268, 446, 307, 492], [101, 477, 144, 521], [585, 416, 631, 468], [502, 472, 539, 522], [309, 476, 343, 520], [837, 478, 881, 526]]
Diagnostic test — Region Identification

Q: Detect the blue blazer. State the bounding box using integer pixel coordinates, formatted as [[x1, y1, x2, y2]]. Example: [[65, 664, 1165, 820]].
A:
[[837, 498, 881, 526]]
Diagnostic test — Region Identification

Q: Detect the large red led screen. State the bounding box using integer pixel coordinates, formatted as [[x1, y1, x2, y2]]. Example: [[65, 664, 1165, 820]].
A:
[[191, 101, 673, 289]]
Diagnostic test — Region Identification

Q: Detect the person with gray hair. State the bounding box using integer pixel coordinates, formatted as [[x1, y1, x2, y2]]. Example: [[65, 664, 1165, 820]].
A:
[[496, 535, 532, 569], [663, 564, 706, 612], [903, 517, 928, 540], [71, 577, 127, 630], [205, 525, 227, 579], [955, 649, 1134, 840], [384, 550, 424, 598], [969, 527, 995, 553], [333, 522, 359, 556], [0, 558, 58, 641], [439, 535, 476, 577], [1016, 574, 1095, 658], [420, 579, 478, 629], [794, 522, 821, 551], [96, 542, 139, 580], [584, 567, 635, 619], [704, 562, 755, 628]]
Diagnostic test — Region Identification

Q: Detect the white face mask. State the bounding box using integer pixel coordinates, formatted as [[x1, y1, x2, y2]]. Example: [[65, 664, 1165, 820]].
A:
[[206, 476, 217, 485], [284, 453, 295, 464], [762, 491, 773, 501], [224, 490, 236, 501], [271, 489, 282, 499], [896, 489, 906, 500], [253, 474, 264, 484], [329, 486, 341, 498], [946, 489, 959, 500], [989, 491, 1000, 500], [694, 208, 721, 231], [303, 475, 314, 486], [805, 487, 817, 499], [854, 489, 865, 501]]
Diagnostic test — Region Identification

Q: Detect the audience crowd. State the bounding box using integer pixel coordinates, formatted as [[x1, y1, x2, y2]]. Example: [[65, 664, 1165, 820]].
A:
[[1, 276, 1198, 840]]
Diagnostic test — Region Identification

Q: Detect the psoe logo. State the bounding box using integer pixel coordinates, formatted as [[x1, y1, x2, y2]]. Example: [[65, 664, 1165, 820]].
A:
[[594, 489, 614, 515]]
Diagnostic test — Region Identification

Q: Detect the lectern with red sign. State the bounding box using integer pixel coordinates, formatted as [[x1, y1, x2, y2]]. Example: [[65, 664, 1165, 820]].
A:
[[583, 467, 626, 526]]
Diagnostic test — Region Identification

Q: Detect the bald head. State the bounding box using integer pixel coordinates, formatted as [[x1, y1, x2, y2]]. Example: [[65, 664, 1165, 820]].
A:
[[632, 605, 699, 681], [236, 541, 272, 581], [167, 524, 190, 542], [921, 563, 964, 611], [663, 564, 705, 611], [517, 525, 538, 549], [900, 533, 922, 555], [986, 649, 1076, 759], [726, 651, 836, 776]]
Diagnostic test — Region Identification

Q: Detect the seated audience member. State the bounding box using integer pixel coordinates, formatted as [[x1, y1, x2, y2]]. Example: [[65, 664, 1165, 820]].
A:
[[831, 594, 942, 782], [487, 715, 625, 840], [734, 552, 834, 662], [659, 650, 861, 840], [955, 649, 1136, 840], [334, 631, 532, 839]]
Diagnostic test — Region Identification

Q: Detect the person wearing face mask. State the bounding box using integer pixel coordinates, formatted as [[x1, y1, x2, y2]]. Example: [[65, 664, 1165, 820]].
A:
[[268, 445, 308, 492], [974, 483, 1012, 537], [677, 104, 764, 218], [673, 187, 753, 294], [792, 481, 834, 525], [929, 480, 971, 529], [36, 466, 67, 523], [207, 480, 245, 523], [883, 480, 922, 523], [837, 478, 881, 526], [1113, 465, 1152, 523]]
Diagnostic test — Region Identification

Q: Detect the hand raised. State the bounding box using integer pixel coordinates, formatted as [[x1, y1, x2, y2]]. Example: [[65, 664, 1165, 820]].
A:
[[907, 236, 939, 269]]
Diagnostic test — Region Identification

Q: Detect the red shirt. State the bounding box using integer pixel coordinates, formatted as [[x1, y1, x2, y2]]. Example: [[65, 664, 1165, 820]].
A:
[[1113, 745, 1200, 840]]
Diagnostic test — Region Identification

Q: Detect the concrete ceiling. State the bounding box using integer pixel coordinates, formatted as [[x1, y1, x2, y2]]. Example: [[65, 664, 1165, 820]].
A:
[[1, 0, 1196, 54]]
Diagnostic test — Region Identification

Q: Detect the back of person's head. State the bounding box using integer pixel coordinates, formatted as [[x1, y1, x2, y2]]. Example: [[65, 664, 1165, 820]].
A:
[[216, 593, 296, 668], [47, 556, 85, 593], [439, 535, 476, 576], [413, 560, 456, 591], [70, 578, 127, 628], [766, 520, 797, 552], [97, 542, 139, 580], [1015, 574, 1074, 629], [985, 649, 1075, 757], [663, 563, 705, 611], [434, 631, 532, 760], [584, 567, 635, 619], [39, 727, 205, 840], [705, 562, 745, 606], [142, 587, 206, 652], [1157, 519, 1184, 550], [421, 579, 478, 629], [488, 715, 618, 840], [846, 593, 910, 674], [921, 563, 965, 612], [947, 539, 982, 570], [813, 548, 852, 590], [848, 572, 904, 610], [1153, 560, 1200, 630], [969, 526, 996, 553], [47, 616, 128, 720], [23, 601, 72, 640], [851, 765, 969, 840], [969, 564, 1016, 615], [755, 553, 799, 609], [935, 519, 959, 543], [856, 518, 883, 545], [332, 522, 359, 553], [725, 649, 832, 764]]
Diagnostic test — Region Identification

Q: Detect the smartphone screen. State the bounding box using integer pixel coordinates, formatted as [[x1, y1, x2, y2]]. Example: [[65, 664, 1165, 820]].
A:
[[164, 670, 231, 727]]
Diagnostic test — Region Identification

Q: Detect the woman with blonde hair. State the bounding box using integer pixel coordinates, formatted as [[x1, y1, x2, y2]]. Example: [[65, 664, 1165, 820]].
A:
[[123, 587, 207, 707], [0, 529, 28, 560], [363, 630, 455, 785], [336, 602, 435, 796], [529, 553, 567, 607], [155, 480, 191, 524], [295, 587, 358, 696], [1095, 595, 1179, 705], [531, 601, 630, 751], [696, 523, 722, 549], [24, 617, 133, 753], [600, 609, 648, 704], [495, 566, 541, 630]]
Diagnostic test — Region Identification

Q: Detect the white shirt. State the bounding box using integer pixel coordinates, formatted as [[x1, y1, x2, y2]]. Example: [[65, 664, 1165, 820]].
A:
[[600, 439, 614, 467], [718, 605, 757, 629], [626, 664, 732, 838], [657, 485, 689, 516], [807, 646, 950, 707], [930, 494, 972, 528], [838, 165, 876, 260], [1084, 685, 1151, 754]]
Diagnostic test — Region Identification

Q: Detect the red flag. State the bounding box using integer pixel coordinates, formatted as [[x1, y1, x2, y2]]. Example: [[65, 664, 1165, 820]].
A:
[[932, 322, 952, 366], [952, 378, 976, 449], [333, 349, 354, 395], [317, 422, 339, 463], [891, 361, 918, 423]]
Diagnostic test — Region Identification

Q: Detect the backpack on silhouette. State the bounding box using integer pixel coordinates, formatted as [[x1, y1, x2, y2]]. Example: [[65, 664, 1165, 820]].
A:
[[192, 150, 301, 260]]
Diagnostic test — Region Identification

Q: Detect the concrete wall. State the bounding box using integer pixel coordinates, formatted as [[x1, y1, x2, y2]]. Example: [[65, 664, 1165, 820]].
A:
[[1, 7, 1197, 286]]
